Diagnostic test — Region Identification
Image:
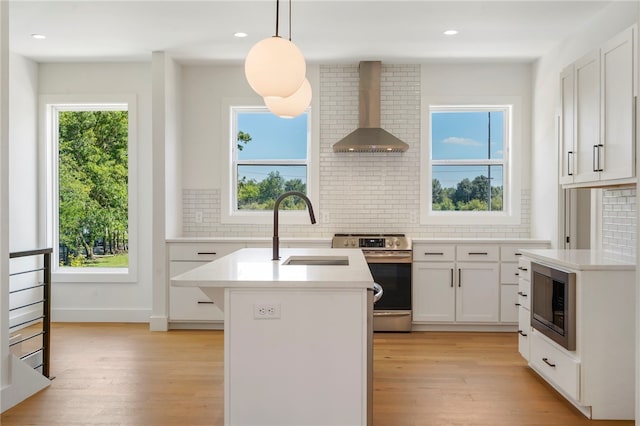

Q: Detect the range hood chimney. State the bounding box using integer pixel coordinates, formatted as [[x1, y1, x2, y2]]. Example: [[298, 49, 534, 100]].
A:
[[332, 61, 409, 153]]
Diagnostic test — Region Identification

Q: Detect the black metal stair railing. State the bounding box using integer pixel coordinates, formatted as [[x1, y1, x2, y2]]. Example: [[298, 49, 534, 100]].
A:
[[8, 248, 53, 379]]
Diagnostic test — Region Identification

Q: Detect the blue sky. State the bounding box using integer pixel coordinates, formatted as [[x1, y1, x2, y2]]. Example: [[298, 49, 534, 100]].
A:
[[431, 111, 504, 189], [236, 111, 308, 182]]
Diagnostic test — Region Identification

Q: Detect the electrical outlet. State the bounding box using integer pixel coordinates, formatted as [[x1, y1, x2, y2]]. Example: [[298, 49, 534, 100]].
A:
[[321, 211, 330, 224], [195, 211, 203, 223], [409, 211, 418, 224], [253, 303, 281, 319]]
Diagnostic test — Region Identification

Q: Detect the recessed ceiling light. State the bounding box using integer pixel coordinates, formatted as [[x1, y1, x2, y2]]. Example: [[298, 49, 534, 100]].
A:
[[31, 33, 46, 40], [234, 32, 248, 38], [443, 30, 459, 36]]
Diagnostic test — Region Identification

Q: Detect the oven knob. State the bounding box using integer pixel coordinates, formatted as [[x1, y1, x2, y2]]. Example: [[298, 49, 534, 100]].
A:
[[343, 240, 349, 247], [394, 239, 400, 247], [350, 239, 357, 247]]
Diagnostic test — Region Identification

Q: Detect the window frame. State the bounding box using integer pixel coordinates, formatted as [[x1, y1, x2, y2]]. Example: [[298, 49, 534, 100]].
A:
[[40, 94, 138, 283], [221, 99, 319, 225], [420, 96, 522, 225]]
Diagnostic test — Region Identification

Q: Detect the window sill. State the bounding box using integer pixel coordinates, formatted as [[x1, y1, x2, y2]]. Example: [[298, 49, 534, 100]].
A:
[[221, 210, 319, 225], [53, 267, 136, 283]]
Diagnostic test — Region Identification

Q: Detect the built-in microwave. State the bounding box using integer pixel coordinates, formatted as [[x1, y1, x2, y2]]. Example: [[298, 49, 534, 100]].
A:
[[530, 262, 576, 351]]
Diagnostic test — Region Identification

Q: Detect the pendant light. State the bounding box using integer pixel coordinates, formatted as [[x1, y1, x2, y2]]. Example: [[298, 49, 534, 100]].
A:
[[244, 0, 306, 100], [264, 78, 311, 118]]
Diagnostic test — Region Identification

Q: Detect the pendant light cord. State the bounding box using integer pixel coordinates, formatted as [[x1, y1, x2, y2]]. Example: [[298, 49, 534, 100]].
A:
[[289, 0, 292, 41], [275, 0, 280, 37]]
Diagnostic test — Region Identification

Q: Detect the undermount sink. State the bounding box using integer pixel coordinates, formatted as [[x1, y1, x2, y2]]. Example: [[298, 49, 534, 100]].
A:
[[282, 255, 349, 266]]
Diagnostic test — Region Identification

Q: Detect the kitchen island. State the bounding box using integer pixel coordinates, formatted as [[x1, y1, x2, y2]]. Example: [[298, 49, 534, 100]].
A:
[[171, 247, 375, 426]]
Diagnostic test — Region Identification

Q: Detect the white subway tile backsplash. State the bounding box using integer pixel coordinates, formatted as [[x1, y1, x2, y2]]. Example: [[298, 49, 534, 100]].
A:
[[601, 188, 636, 257]]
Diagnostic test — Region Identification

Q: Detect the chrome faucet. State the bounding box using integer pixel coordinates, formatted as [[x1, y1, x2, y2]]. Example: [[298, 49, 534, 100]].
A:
[[273, 191, 317, 260]]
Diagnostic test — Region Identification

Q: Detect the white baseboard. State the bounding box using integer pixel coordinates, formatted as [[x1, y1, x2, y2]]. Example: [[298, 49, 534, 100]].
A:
[[411, 323, 518, 332], [149, 315, 168, 331], [51, 308, 151, 323]]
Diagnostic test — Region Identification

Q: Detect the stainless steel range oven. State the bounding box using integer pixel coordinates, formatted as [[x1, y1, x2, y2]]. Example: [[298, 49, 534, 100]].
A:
[[332, 234, 412, 332]]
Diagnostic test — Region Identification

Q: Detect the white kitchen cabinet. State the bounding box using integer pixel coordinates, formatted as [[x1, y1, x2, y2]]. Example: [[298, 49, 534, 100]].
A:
[[519, 251, 635, 420], [413, 241, 549, 328], [559, 64, 575, 185], [560, 24, 637, 187], [168, 242, 243, 324], [412, 262, 455, 322], [516, 256, 533, 361], [499, 284, 518, 323], [456, 262, 499, 322], [500, 243, 549, 326], [599, 25, 636, 182]]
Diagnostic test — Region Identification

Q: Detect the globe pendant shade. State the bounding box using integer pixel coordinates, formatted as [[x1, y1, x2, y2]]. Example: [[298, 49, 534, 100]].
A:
[[265, 78, 312, 118], [245, 36, 306, 99]]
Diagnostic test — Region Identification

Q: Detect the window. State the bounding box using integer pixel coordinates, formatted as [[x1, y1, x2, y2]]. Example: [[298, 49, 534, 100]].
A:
[[421, 99, 521, 225], [43, 95, 137, 282], [222, 103, 316, 224]]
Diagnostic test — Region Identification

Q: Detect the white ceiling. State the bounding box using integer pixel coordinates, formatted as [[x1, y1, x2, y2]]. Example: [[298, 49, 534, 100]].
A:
[[8, 0, 616, 64]]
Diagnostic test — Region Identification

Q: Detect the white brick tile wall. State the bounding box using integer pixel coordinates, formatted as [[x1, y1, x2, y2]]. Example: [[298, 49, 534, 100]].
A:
[[602, 188, 636, 257], [182, 64, 531, 239]]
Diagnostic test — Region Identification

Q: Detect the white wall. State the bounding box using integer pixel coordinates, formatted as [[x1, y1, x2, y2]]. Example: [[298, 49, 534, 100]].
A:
[[38, 63, 153, 322], [180, 62, 532, 239], [9, 54, 38, 252], [530, 2, 639, 246]]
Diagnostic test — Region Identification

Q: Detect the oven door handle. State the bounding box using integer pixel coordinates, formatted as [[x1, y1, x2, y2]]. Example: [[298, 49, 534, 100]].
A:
[[364, 254, 413, 263], [373, 282, 383, 303]]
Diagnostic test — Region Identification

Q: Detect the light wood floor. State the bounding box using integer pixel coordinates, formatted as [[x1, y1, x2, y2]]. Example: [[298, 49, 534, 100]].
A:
[[1, 323, 633, 426]]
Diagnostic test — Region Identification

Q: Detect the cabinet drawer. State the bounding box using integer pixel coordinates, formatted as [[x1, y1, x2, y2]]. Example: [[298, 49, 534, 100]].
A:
[[518, 307, 531, 361], [169, 260, 224, 321], [530, 331, 580, 401], [500, 244, 548, 262], [517, 278, 531, 311], [413, 245, 455, 262], [169, 287, 224, 321], [500, 262, 520, 284], [517, 258, 532, 282], [456, 245, 499, 262], [169, 243, 243, 261]]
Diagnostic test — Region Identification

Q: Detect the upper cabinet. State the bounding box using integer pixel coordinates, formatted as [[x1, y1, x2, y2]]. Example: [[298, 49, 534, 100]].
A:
[[560, 24, 637, 188]]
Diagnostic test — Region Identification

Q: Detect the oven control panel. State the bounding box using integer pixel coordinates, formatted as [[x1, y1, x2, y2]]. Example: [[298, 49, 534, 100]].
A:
[[331, 234, 412, 251]]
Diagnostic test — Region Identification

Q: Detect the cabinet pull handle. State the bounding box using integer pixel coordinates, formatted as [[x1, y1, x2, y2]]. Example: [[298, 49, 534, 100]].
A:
[[515, 303, 521, 307], [517, 291, 527, 297], [450, 268, 454, 288], [515, 252, 522, 256], [542, 357, 556, 368], [517, 266, 528, 271], [197, 301, 214, 305], [458, 268, 461, 287], [468, 252, 488, 255], [567, 151, 574, 176], [515, 272, 519, 276], [593, 144, 599, 172], [424, 252, 444, 256], [518, 330, 527, 337], [597, 144, 604, 171], [197, 252, 217, 255]]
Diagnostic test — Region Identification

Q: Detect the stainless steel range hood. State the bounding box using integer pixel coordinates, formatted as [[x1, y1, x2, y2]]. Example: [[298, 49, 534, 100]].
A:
[[333, 61, 409, 153]]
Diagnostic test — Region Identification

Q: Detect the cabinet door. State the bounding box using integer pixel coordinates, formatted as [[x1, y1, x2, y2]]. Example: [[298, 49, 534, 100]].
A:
[[456, 263, 500, 322], [412, 262, 455, 322], [500, 284, 518, 323], [574, 49, 601, 184], [559, 64, 576, 185], [600, 25, 636, 181]]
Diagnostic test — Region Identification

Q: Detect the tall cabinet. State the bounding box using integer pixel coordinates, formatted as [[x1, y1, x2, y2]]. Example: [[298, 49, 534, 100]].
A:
[[559, 24, 637, 187]]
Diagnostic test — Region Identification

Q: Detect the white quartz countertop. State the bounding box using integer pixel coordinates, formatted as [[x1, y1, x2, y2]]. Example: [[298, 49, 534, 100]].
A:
[[171, 248, 374, 288], [519, 249, 635, 271]]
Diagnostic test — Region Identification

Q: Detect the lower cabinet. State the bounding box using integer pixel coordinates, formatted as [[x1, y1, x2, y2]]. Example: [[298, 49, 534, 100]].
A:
[[168, 242, 244, 324], [412, 241, 549, 328]]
